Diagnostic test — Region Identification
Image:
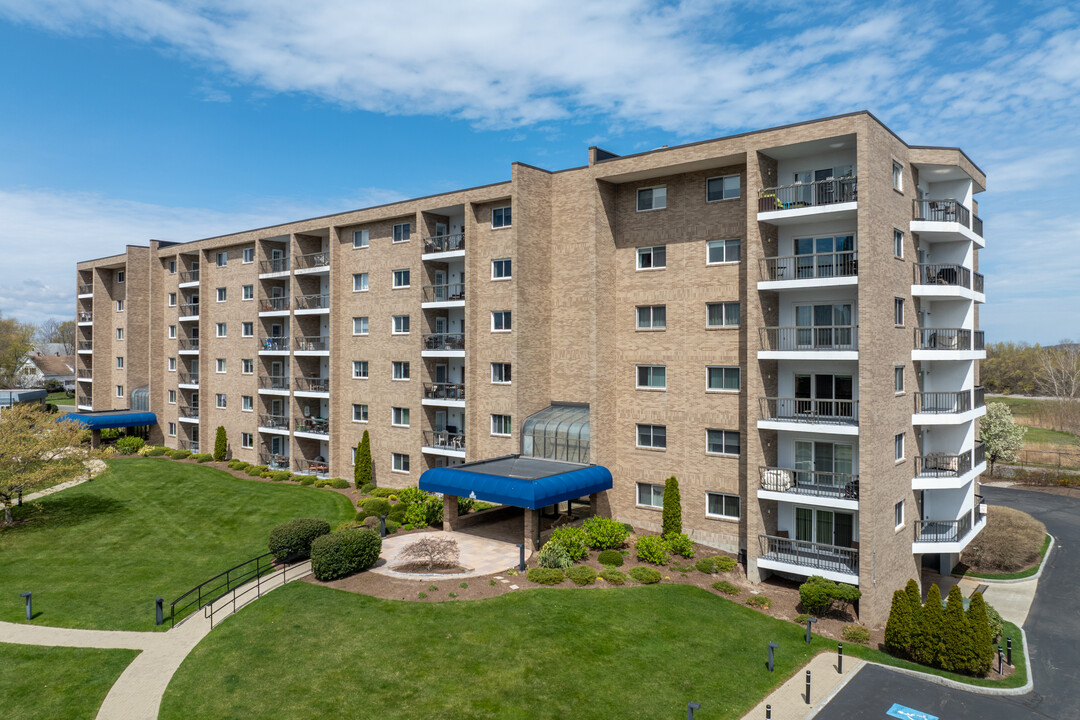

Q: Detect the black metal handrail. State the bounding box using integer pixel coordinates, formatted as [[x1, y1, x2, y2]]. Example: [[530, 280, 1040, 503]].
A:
[[423, 382, 465, 400], [258, 414, 289, 430], [77, 368, 93, 379], [758, 250, 857, 281], [258, 375, 289, 390], [914, 391, 972, 414], [179, 404, 199, 419], [293, 457, 330, 476], [179, 440, 199, 453], [758, 466, 859, 500], [169, 551, 279, 627], [260, 336, 289, 352], [974, 331, 985, 351], [423, 233, 465, 254], [974, 441, 986, 466], [259, 257, 289, 274], [295, 294, 329, 311], [915, 513, 972, 543], [294, 251, 329, 270], [912, 198, 972, 228], [974, 386, 985, 408], [973, 272, 984, 294], [294, 417, 329, 435], [258, 452, 291, 471], [178, 372, 199, 385], [422, 332, 465, 351], [179, 303, 199, 317], [913, 263, 971, 289], [179, 270, 200, 284], [758, 177, 857, 212], [972, 215, 984, 237], [759, 326, 857, 351], [260, 297, 289, 312], [914, 450, 972, 478], [77, 283, 93, 295], [295, 335, 329, 352], [422, 283, 466, 303], [295, 376, 329, 393], [77, 395, 91, 406], [759, 397, 858, 425], [424, 430, 465, 450], [913, 328, 971, 351], [78, 311, 93, 323], [758, 534, 858, 575], [77, 340, 93, 351], [179, 338, 200, 351]]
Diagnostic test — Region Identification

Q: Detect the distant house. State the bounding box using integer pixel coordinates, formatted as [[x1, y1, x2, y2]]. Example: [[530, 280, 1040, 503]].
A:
[[18, 353, 76, 390], [0, 388, 48, 408]]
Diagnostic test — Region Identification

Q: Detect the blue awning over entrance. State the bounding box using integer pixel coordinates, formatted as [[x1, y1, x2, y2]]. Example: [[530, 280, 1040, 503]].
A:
[[58, 410, 157, 430], [419, 455, 613, 510]]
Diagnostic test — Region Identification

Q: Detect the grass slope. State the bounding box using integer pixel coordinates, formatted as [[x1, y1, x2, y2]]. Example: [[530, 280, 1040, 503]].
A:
[[0, 458, 355, 631], [0, 643, 138, 720]]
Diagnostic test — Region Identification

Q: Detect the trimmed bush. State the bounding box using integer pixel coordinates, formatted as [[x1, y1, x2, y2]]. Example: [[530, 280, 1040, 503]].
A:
[[313, 478, 332, 487], [661, 476, 682, 536], [582, 516, 630, 550], [939, 585, 976, 673], [213, 425, 227, 462], [599, 569, 627, 585], [635, 535, 670, 565], [268, 518, 332, 561], [402, 496, 442, 527], [354, 430, 372, 488], [246, 465, 268, 476], [537, 541, 573, 569], [527, 567, 565, 585], [387, 505, 407, 524], [116, 436, 145, 455], [194, 453, 214, 463], [663, 532, 695, 559], [296, 475, 316, 486], [368, 488, 398, 498], [269, 470, 292, 482], [967, 593, 995, 675], [260, 472, 273, 479], [457, 496, 474, 515], [397, 487, 430, 506], [985, 602, 1003, 642], [884, 587, 916, 657], [695, 555, 737, 574], [384, 519, 401, 535], [310, 528, 382, 581], [798, 575, 861, 616], [566, 565, 598, 586], [548, 526, 589, 562], [842, 625, 870, 645], [711, 580, 739, 596], [229, 460, 250, 471], [362, 498, 392, 517], [914, 584, 945, 667], [168, 449, 191, 459], [746, 595, 772, 610], [597, 549, 624, 567], [794, 613, 810, 625], [144, 445, 167, 457], [360, 483, 376, 495], [629, 566, 662, 584], [329, 478, 351, 489]]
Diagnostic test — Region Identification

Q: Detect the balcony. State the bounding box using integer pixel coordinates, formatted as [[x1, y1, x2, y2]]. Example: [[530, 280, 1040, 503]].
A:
[[294, 294, 330, 313], [974, 440, 985, 466], [77, 368, 93, 380], [911, 199, 984, 246], [422, 382, 466, 407], [294, 335, 329, 353], [258, 375, 290, 393], [422, 283, 466, 306], [258, 414, 290, 432], [423, 233, 465, 256], [757, 177, 857, 224], [758, 326, 857, 360], [179, 338, 200, 353], [294, 416, 329, 438], [77, 283, 93, 297], [259, 257, 289, 275], [78, 311, 93, 324], [259, 336, 289, 353], [178, 372, 200, 387], [915, 450, 973, 478], [294, 457, 329, 478], [758, 397, 858, 435], [179, 404, 200, 421], [294, 251, 329, 274], [757, 534, 859, 582], [259, 452, 291, 471], [179, 303, 200, 319], [77, 340, 93, 353], [914, 391, 972, 414], [422, 333, 465, 355], [974, 273, 984, 294], [259, 297, 290, 314], [179, 270, 200, 286], [913, 327, 969, 350], [914, 496, 984, 553], [423, 430, 466, 457], [974, 331, 985, 351], [757, 250, 857, 289], [295, 376, 329, 394], [912, 263, 984, 302], [758, 466, 859, 505], [77, 395, 92, 408], [180, 440, 200, 453]]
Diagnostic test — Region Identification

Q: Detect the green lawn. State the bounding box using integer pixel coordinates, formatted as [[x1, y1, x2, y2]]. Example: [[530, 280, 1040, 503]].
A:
[[0, 458, 355, 631], [1020, 425, 1080, 446], [45, 391, 75, 406], [990, 395, 1045, 419], [0, 643, 139, 720]]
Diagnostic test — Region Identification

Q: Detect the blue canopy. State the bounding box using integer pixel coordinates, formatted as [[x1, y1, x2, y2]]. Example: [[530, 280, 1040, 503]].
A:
[[58, 411, 157, 430], [420, 459, 612, 510]]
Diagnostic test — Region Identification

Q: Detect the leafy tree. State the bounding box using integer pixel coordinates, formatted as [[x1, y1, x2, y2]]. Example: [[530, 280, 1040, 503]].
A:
[[354, 430, 372, 489], [981, 402, 1026, 475], [884, 588, 915, 656], [914, 584, 945, 667], [0, 404, 92, 524], [982, 341, 1040, 395], [0, 312, 35, 387], [939, 585, 976, 672], [213, 426, 228, 461], [966, 592, 995, 675], [799, 575, 861, 616], [661, 475, 682, 536]]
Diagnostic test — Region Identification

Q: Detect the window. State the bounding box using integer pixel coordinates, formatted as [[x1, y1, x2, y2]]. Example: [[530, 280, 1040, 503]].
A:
[[216, 358, 226, 373], [707, 366, 741, 392], [706, 492, 741, 520], [393, 222, 410, 243], [636, 186, 666, 211], [706, 238, 741, 264], [116, 300, 124, 312], [242, 284, 253, 300], [242, 432, 254, 449], [352, 404, 369, 422], [242, 359, 254, 374], [116, 328, 124, 340], [168, 390, 176, 404], [392, 269, 410, 288], [492, 258, 512, 279], [392, 315, 410, 334], [895, 500, 905, 529], [216, 251, 227, 267], [636, 365, 666, 389], [168, 260, 176, 274], [706, 174, 740, 202], [895, 366, 905, 394], [706, 302, 740, 328], [353, 317, 369, 335], [892, 161, 903, 191], [893, 229, 904, 258], [392, 361, 410, 380], [168, 293, 176, 307], [116, 385, 124, 398], [243, 247, 254, 264], [637, 482, 664, 508], [637, 246, 666, 269], [636, 424, 666, 449], [353, 361, 369, 379], [491, 362, 512, 384], [636, 305, 666, 329], [242, 395, 253, 412], [392, 453, 410, 472], [706, 429, 740, 456], [895, 432, 905, 462], [216, 287, 227, 302], [216, 393, 227, 409], [492, 206, 512, 228], [894, 298, 905, 326], [116, 270, 125, 283], [242, 322, 253, 337], [216, 323, 226, 337], [353, 229, 369, 248], [353, 273, 369, 292], [491, 414, 512, 435], [392, 407, 410, 427], [116, 356, 124, 369], [168, 422, 176, 437], [168, 325, 176, 339], [491, 311, 512, 331], [168, 357, 176, 371]]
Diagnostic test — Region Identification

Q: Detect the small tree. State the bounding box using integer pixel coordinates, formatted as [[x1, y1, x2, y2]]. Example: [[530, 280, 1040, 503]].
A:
[[914, 584, 945, 667], [213, 426, 228, 461], [939, 585, 975, 673], [661, 475, 682, 536], [981, 402, 1026, 475], [966, 592, 994, 675], [904, 578, 923, 631], [354, 430, 372, 489], [884, 588, 915, 657]]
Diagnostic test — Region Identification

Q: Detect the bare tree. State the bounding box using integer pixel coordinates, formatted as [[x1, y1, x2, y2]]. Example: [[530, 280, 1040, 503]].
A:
[[1036, 341, 1080, 434], [35, 319, 75, 355], [396, 537, 460, 571]]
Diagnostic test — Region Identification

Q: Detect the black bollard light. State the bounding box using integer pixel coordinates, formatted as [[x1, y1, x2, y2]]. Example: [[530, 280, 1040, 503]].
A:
[[768, 642, 779, 672], [998, 645, 1003, 674], [805, 670, 811, 704], [805, 616, 817, 643], [838, 642, 843, 673], [517, 543, 526, 572], [18, 489, 22, 506], [155, 596, 164, 626], [686, 701, 700, 720], [20, 591, 31, 621], [1007, 637, 1013, 665], [765, 704, 772, 720], [379, 514, 387, 538]]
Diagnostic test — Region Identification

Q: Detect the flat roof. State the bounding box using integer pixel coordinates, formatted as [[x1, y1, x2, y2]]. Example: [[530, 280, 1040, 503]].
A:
[[58, 410, 157, 429], [419, 455, 613, 510], [454, 455, 591, 480]]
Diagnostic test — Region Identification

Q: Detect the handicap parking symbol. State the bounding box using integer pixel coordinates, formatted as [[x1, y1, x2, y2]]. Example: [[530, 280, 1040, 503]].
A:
[[886, 703, 938, 720]]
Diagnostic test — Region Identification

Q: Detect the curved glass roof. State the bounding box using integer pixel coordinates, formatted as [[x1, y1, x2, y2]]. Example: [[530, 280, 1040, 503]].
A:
[[521, 404, 590, 464], [131, 385, 150, 412]]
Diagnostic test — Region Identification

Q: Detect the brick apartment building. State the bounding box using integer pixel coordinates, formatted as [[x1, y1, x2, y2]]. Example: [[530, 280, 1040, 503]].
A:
[[73, 111, 987, 623]]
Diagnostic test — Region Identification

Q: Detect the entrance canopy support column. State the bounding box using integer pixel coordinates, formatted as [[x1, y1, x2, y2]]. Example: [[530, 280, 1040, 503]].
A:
[[524, 508, 541, 553], [442, 494, 460, 531]]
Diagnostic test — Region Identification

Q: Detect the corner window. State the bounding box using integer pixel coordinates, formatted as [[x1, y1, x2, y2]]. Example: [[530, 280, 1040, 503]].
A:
[[706, 492, 740, 520], [706, 429, 740, 456], [895, 432, 905, 462], [707, 366, 740, 392], [216, 251, 227, 267], [392, 269, 410, 288], [353, 273, 369, 292], [492, 206, 512, 228], [353, 361, 369, 379], [895, 500, 905, 529], [706, 174, 740, 202], [242, 284, 254, 300], [636, 246, 666, 269], [243, 247, 255, 264], [492, 258, 512, 279], [393, 223, 410, 243], [893, 229, 904, 259], [895, 366, 905, 394], [636, 424, 666, 449], [892, 161, 903, 191], [353, 404, 369, 422], [491, 311, 512, 331], [706, 239, 741, 264], [116, 270, 125, 283], [636, 365, 666, 389], [637, 482, 664, 508], [353, 229, 369, 248], [392, 453, 410, 473], [706, 302, 740, 328], [491, 362, 512, 384], [392, 315, 410, 335], [392, 361, 410, 380], [353, 317, 369, 335], [392, 407, 410, 427], [636, 186, 666, 211], [894, 298, 905, 326], [491, 414, 512, 436], [636, 305, 666, 329], [241, 432, 254, 449]]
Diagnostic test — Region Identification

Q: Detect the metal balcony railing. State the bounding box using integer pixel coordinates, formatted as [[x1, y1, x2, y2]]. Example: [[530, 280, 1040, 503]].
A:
[[178, 372, 199, 385], [974, 386, 986, 408], [77, 368, 92, 379], [294, 294, 329, 311], [423, 233, 465, 254], [258, 414, 289, 430], [758, 535, 858, 575], [179, 338, 200, 351], [77, 395, 91, 406], [758, 466, 859, 500], [422, 283, 465, 303], [914, 391, 972, 414], [295, 377, 329, 393], [78, 340, 93, 351], [759, 397, 858, 425], [260, 336, 289, 352], [423, 382, 465, 400], [78, 311, 93, 323], [260, 257, 289, 274], [77, 283, 93, 295], [179, 405, 199, 419], [914, 328, 972, 351], [974, 331, 985, 351], [912, 198, 972, 229], [973, 272, 984, 294], [974, 441, 986, 466], [424, 430, 465, 451], [975, 494, 985, 526], [179, 270, 200, 284], [259, 453, 291, 471], [260, 297, 289, 312], [758, 250, 857, 282], [914, 450, 972, 478], [179, 303, 199, 317], [914, 263, 971, 289], [293, 458, 329, 477], [759, 326, 857, 352], [258, 375, 290, 390], [758, 176, 857, 212], [294, 251, 329, 270], [180, 440, 200, 453], [972, 215, 984, 237], [294, 417, 329, 435], [295, 335, 329, 352], [423, 332, 465, 351], [915, 513, 972, 543]]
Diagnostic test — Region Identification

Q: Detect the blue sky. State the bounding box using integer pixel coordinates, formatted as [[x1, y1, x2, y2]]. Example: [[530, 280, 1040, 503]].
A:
[[1, 0, 1078, 343]]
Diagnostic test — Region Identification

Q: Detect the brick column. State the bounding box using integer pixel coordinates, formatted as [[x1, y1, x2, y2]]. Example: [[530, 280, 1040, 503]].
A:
[[91, 429, 101, 449], [442, 494, 460, 531], [524, 508, 541, 553]]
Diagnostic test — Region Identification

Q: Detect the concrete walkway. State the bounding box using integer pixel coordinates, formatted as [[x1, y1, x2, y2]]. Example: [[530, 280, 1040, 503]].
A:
[[740, 651, 864, 720], [371, 530, 528, 580], [0, 457, 107, 512]]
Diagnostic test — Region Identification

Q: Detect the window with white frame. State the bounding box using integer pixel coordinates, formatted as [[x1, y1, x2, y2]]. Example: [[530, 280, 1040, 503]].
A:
[[491, 414, 512, 435], [116, 328, 124, 340], [242, 359, 254, 374], [216, 393, 226, 409], [216, 358, 226, 373], [636, 365, 666, 389], [216, 323, 226, 337], [353, 317, 369, 335], [895, 500, 905, 529], [706, 429, 740, 456], [241, 432, 254, 449], [168, 357, 176, 371], [392, 407, 410, 427], [168, 422, 176, 437], [116, 356, 124, 369], [491, 362, 511, 384], [492, 206, 512, 228], [353, 361, 369, 379], [240, 284, 254, 301], [894, 298, 904, 326], [242, 395, 253, 412], [116, 385, 124, 398], [895, 432, 905, 461], [637, 482, 664, 508], [216, 251, 227, 267], [393, 223, 410, 243], [392, 315, 410, 334], [636, 246, 666, 269], [636, 186, 666, 211], [892, 161, 903, 191], [242, 322, 253, 337], [353, 404, 369, 422], [706, 238, 741, 264], [491, 258, 512, 279], [168, 325, 176, 339], [706, 492, 740, 520], [706, 302, 740, 328], [168, 260, 176, 274], [636, 424, 666, 449], [216, 287, 227, 302], [168, 293, 176, 306], [895, 366, 905, 394], [707, 366, 741, 392], [491, 311, 512, 331], [117, 270, 125, 283], [392, 269, 410, 288], [242, 247, 255, 264], [116, 300, 124, 312], [353, 273, 369, 292], [392, 361, 410, 380], [706, 174, 740, 202], [168, 390, 176, 404], [893, 229, 904, 258], [353, 229, 369, 248], [636, 305, 666, 329], [392, 453, 410, 472]]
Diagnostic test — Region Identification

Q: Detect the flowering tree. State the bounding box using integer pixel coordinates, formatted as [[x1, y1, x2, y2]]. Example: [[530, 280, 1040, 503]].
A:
[[981, 402, 1026, 475]]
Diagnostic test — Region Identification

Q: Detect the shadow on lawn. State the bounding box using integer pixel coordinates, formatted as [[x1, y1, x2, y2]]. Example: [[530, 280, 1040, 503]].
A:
[[2, 494, 127, 533]]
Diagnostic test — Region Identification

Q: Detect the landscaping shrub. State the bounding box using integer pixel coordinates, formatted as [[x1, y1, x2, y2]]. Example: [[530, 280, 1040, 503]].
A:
[[260, 472, 273, 479], [310, 528, 382, 581], [746, 595, 772, 610], [798, 575, 861, 616], [269, 470, 292, 482], [360, 483, 376, 495], [695, 555, 737, 574], [296, 475, 316, 486], [313, 478, 332, 487], [115, 436, 145, 455], [213, 426, 227, 462], [397, 486, 430, 506], [663, 532, 695, 559], [194, 453, 214, 463], [887, 580, 998, 675], [246, 465, 267, 476], [794, 613, 810, 625], [168, 449, 190, 459], [599, 569, 627, 585], [329, 478, 351, 489], [354, 430, 372, 488], [961, 506, 1046, 573], [368, 488, 398, 498], [268, 518, 332, 561], [144, 445, 167, 457], [402, 495, 442, 527], [661, 475, 682, 536], [457, 496, 474, 515], [629, 566, 661, 584], [384, 519, 400, 534], [884, 588, 916, 657], [548, 526, 589, 562], [985, 602, 1004, 642], [361, 498, 392, 517], [228, 460, 249, 471], [527, 568, 565, 585], [914, 584, 945, 667], [711, 581, 739, 596], [842, 625, 870, 645], [566, 565, 598, 585], [635, 535, 670, 565], [597, 549, 624, 567], [582, 515, 630, 549], [967, 593, 995, 674], [940, 585, 976, 672], [537, 541, 573, 569], [387, 505, 407, 524]]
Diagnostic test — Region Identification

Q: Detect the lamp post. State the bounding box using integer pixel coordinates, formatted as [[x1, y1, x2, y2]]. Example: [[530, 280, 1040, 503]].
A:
[[20, 591, 31, 621], [805, 616, 817, 643], [686, 701, 700, 720], [768, 642, 779, 672]]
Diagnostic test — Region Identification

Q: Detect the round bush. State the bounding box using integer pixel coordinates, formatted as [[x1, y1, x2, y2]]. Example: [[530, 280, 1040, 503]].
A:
[[144, 446, 167, 457], [663, 532, 695, 559], [194, 453, 214, 463], [296, 475, 316, 486], [629, 566, 662, 584], [566, 565, 598, 586], [362, 498, 392, 516], [711, 580, 739, 596], [229, 460, 250, 471], [841, 624, 870, 645], [527, 568, 565, 585], [246, 465, 268, 476], [635, 535, 670, 565], [549, 526, 589, 562], [397, 487, 430, 506], [115, 436, 145, 455], [268, 518, 331, 561], [360, 483, 377, 495], [329, 478, 351, 489], [387, 505, 407, 524], [168, 449, 191, 459], [310, 528, 382, 581], [384, 519, 401, 534], [537, 541, 573, 569], [961, 506, 1046, 573], [368, 488, 398, 498], [582, 516, 631, 550], [746, 595, 772, 610], [599, 568, 627, 585], [597, 549, 624, 567], [269, 470, 292, 482]]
